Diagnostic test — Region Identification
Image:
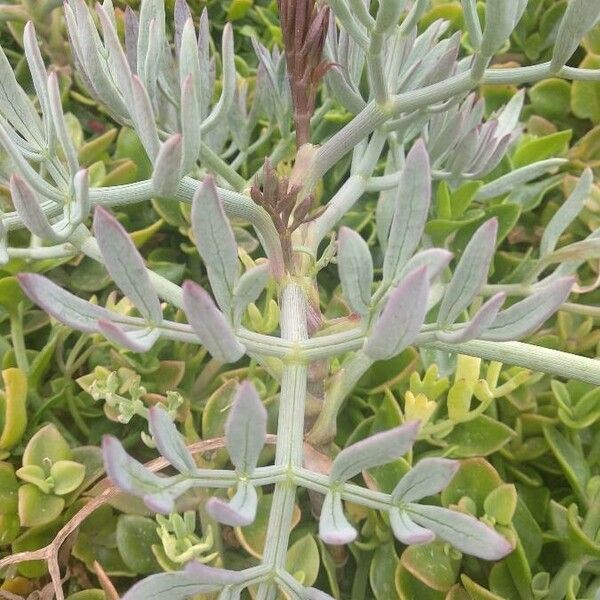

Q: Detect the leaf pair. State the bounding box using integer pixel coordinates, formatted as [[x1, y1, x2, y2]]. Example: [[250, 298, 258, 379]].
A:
[[10, 169, 90, 243], [18, 206, 164, 352], [319, 421, 420, 544], [184, 177, 269, 347], [206, 381, 267, 527]]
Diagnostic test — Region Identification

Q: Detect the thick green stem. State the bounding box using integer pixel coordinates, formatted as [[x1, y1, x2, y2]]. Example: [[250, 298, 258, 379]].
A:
[[256, 283, 309, 599]]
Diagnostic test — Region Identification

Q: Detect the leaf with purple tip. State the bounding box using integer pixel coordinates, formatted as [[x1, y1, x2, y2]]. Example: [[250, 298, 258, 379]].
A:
[[407, 503, 513, 560], [392, 457, 460, 503], [481, 277, 574, 342], [206, 482, 258, 527], [436, 292, 505, 343], [225, 381, 267, 474], [437, 218, 498, 327], [97, 320, 161, 352], [152, 134, 183, 197], [319, 492, 357, 545], [364, 267, 430, 361], [182, 281, 245, 363], [94, 206, 162, 324], [149, 406, 196, 474], [18, 273, 112, 333], [330, 421, 420, 483], [390, 509, 435, 545]]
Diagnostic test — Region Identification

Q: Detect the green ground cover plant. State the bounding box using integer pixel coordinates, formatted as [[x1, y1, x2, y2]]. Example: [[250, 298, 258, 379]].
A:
[[0, 0, 599, 599]]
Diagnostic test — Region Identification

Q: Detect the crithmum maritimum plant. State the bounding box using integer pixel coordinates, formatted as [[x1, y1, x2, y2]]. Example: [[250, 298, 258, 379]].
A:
[[0, 0, 600, 598]]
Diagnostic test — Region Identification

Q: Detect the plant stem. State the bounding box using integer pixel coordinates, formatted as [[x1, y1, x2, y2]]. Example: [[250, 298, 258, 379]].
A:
[[426, 340, 600, 385], [256, 283, 308, 599], [10, 313, 29, 374]]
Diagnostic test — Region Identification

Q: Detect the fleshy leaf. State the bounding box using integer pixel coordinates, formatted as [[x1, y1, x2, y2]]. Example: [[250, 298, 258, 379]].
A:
[[102, 435, 192, 514], [233, 263, 270, 326], [18, 273, 113, 333], [148, 406, 196, 474], [481, 277, 574, 342], [364, 267, 430, 360], [407, 503, 513, 560], [394, 248, 453, 285], [392, 458, 460, 503], [550, 0, 600, 72], [437, 218, 498, 327], [10, 175, 58, 241], [98, 320, 161, 352], [383, 140, 432, 284], [390, 509, 435, 545], [480, 0, 527, 57], [192, 176, 239, 315], [436, 293, 506, 343], [330, 421, 420, 483], [152, 134, 183, 197], [94, 207, 162, 324], [182, 281, 245, 363], [121, 562, 245, 600], [206, 482, 258, 527], [225, 380, 267, 474], [338, 227, 373, 316], [540, 168, 592, 257], [319, 492, 357, 545]]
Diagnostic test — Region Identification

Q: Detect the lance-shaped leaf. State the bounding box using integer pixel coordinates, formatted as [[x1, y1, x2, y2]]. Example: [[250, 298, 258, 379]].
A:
[[319, 492, 357, 545], [338, 227, 373, 316], [551, 0, 600, 72], [149, 406, 196, 474], [480, 0, 526, 57], [182, 281, 245, 362], [0, 45, 45, 147], [330, 421, 420, 484], [540, 168, 592, 257], [206, 482, 258, 527], [98, 320, 161, 352], [201, 24, 236, 133], [23, 23, 51, 131], [481, 277, 574, 342], [436, 292, 506, 344], [437, 218, 498, 327], [192, 176, 239, 315], [395, 249, 453, 285], [392, 458, 460, 504], [121, 562, 246, 600], [233, 263, 270, 326], [383, 140, 432, 284], [406, 503, 513, 560], [131, 75, 160, 161], [152, 134, 183, 197], [102, 435, 193, 514], [475, 159, 568, 201], [390, 509, 435, 545], [277, 572, 336, 600], [11, 171, 90, 242], [461, 0, 482, 49], [10, 175, 58, 240], [180, 74, 202, 175], [364, 267, 430, 361], [48, 71, 79, 176], [94, 206, 163, 324], [226, 381, 267, 474], [18, 273, 113, 333]]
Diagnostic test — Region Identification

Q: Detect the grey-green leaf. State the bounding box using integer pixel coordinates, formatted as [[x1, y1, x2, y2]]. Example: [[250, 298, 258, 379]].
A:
[[192, 176, 239, 315], [383, 139, 431, 284], [330, 421, 420, 483], [407, 503, 513, 560], [550, 0, 600, 72], [540, 168, 592, 257], [94, 207, 163, 324], [338, 227, 373, 316], [225, 381, 267, 474], [437, 218, 498, 327]]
